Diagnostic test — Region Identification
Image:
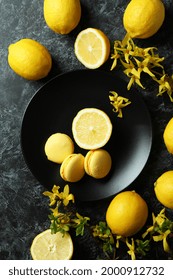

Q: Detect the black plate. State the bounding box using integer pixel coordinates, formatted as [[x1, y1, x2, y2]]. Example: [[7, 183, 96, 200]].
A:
[[21, 69, 152, 201]]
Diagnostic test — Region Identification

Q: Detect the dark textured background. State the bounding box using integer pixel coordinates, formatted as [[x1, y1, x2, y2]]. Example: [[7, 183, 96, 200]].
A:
[[0, 0, 173, 260]]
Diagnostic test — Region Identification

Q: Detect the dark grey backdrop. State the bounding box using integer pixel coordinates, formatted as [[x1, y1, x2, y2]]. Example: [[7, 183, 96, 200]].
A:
[[0, 0, 173, 259]]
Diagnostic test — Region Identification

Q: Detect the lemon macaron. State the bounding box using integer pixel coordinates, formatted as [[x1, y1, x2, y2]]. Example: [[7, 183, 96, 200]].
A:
[[44, 133, 74, 164], [60, 153, 85, 182], [84, 149, 112, 179]]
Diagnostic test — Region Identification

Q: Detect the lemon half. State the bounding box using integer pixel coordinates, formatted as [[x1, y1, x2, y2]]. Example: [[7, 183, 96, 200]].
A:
[[30, 229, 73, 260], [74, 28, 110, 69], [72, 108, 112, 150]]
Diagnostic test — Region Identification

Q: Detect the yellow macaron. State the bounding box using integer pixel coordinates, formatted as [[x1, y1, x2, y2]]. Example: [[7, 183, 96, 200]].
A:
[[44, 133, 74, 164], [84, 149, 112, 179], [60, 153, 85, 182]]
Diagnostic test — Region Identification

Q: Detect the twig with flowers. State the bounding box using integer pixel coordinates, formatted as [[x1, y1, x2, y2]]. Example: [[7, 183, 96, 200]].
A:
[[43, 184, 90, 236], [43, 184, 173, 260], [111, 34, 173, 102]]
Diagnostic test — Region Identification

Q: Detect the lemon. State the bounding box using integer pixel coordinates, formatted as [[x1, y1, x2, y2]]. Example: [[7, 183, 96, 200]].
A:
[[30, 229, 73, 260], [72, 108, 112, 150], [8, 38, 52, 80], [123, 0, 165, 39], [106, 191, 148, 237], [74, 28, 110, 69], [154, 171, 173, 209], [44, 0, 81, 34], [163, 117, 173, 154]]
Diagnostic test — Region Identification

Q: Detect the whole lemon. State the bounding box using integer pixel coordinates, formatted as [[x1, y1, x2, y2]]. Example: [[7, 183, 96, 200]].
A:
[[44, 0, 81, 34], [123, 0, 165, 39], [106, 191, 148, 237], [8, 38, 52, 80], [154, 171, 173, 209], [163, 117, 173, 154]]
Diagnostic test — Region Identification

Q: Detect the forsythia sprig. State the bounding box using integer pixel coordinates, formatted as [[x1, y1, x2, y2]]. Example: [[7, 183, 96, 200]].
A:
[[111, 34, 173, 101], [92, 221, 115, 258], [142, 208, 173, 253], [44, 185, 173, 260], [43, 184, 90, 236], [109, 91, 131, 118]]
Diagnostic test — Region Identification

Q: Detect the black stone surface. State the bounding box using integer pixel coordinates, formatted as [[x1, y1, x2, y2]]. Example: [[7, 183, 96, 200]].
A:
[[0, 0, 173, 260]]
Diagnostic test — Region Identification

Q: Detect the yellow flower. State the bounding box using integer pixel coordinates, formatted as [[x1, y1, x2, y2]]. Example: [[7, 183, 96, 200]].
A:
[[115, 235, 122, 249], [110, 35, 168, 95], [154, 74, 173, 101], [50, 207, 59, 217], [43, 185, 61, 206], [153, 229, 171, 253], [43, 184, 74, 207], [133, 58, 155, 78], [145, 54, 164, 69], [109, 91, 131, 117], [110, 48, 120, 70], [119, 59, 144, 90], [153, 208, 166, 225], [127, 75, 145, 90], [126, 238, 136, 260], [58, 185, 74, 206], [142, 208, 172, 253], [72, 212, 90, 225], [120, 58, 134, 76]]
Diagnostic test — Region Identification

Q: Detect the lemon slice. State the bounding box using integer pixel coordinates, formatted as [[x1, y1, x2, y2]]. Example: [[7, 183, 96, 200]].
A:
[[72, 108, 112, 150], [30, 229, 73, 260], [74, 28, 110, 69]]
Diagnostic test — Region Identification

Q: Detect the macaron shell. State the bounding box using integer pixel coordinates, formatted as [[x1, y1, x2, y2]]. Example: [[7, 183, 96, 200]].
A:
[[44, 133, 74, 163], [84, 149, 112, 179], [60, 153, 85, 182]]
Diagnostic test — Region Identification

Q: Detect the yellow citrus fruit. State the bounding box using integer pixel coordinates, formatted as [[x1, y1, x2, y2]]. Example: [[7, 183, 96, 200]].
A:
[[44, 0, 81, 34], [72, 108, 112, 150], [163, 117, 173, 154], [106, 191, 148, 237], [30, 229, 73, 260], [154, 171, 173, 209], [123, 0, 165, 39], [74, 28, 110, 69], [8, 38, 52, 80]]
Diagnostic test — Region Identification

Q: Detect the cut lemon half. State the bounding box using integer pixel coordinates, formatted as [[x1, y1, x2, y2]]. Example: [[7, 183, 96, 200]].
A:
[[74, 28, 110, 69], [30, 229, 73, 260], [72, 108, 112, 150]]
